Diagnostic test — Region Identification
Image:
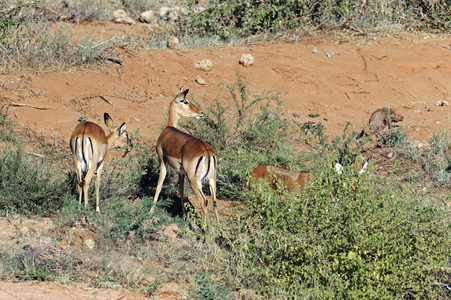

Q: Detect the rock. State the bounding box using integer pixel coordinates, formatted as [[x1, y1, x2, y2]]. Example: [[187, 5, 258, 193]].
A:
[[168, 6, 182, 23], [239, 53, 254, 67], [435, 100, 449, 106], [193, 7, 206, 14], [112, 9, 126, 20], [412, 140, 430, 150], [195, 75, 206, 85], [112, 10, 135, 25], [167, 36, 179, 49], [141, 10, 159, 24], [195, 59, 213, 71], [159, 6, 170, 20], [84, 239, 95, 250]]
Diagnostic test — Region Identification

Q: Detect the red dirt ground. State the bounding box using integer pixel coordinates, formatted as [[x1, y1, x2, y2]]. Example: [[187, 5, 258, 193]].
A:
[[0, 20, 450, 299]]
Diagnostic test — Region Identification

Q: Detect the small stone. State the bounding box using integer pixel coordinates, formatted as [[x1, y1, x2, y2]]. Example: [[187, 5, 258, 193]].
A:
[[112, 10, 136, 25], [167, 36, 179, 49], [84, 239, 95, 250], [435, 100, 449, 106], [140, 10, 158, 24], [195, 75, 206, 85], [239, 53, 254, 67], [195, 59, 213, 71]]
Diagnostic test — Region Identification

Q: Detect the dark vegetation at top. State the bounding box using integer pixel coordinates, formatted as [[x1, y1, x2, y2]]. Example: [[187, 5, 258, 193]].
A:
[[0, 0, 449, 70]]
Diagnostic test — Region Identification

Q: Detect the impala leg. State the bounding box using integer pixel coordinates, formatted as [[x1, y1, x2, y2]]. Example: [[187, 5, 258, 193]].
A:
[[150, 161, 167, 214], [178, 173, 186, 217], [74, 165, 83, 210], [83, 167, 96, 210], [95, 165, 104, 213], [190, 179, 208, 226], [209, 176, 219, 223], [78, 185, 83, 210]]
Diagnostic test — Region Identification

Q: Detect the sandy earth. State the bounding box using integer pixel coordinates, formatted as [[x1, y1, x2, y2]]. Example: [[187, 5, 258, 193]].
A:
[[0, 19, 450, 299]]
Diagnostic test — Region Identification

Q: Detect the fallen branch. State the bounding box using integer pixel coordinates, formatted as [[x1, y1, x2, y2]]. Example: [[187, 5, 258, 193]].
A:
[[27, 152, 45, 158], [102, 94, 146, 103], [106, 55, 123, 65], [10, 102, 52, 110], [99, 95, 114, 105]]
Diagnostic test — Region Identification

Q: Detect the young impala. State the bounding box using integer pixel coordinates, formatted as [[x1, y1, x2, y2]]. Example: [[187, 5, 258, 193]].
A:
[[70, 113, 131, 213], [150, 88, 219, 225], [249, 160, 368, 192], [249, 165, 315, 192]]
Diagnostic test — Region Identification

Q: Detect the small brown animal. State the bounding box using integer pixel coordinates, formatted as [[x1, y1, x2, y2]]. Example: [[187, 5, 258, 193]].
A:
[[359, 107, 404, 138], [249, 165, 315, 192]]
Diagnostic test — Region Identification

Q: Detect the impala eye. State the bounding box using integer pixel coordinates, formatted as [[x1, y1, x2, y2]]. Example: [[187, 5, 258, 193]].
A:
[[183, 100, 189, 105]]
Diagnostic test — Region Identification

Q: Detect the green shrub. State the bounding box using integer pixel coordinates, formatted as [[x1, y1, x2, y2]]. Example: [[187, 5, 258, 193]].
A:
[[0, 0, 38, 40], [0, 139, 72, 215], [192, 271, 233, 300], [42, 0, 112, 22], [180, 0, 450, 41], [100, 130, 155, 200], [217, 165, 451, 298], [182, 73, 308, 200], [94, 196, 172, 249]]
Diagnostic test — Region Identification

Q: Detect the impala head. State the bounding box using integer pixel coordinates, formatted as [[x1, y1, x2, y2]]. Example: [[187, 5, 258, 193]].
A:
[[104, 113, 133, 152], [169, 87, 203, 123]]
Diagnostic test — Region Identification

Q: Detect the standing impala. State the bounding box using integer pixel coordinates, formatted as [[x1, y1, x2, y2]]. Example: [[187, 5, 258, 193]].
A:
[[70, 113, 131, 213], [150, 88, 219, 225]]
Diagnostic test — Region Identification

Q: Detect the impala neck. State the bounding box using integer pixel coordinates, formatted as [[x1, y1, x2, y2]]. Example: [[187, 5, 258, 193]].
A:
[[167, 101, 180, 128], [106, 132, 117, 151]]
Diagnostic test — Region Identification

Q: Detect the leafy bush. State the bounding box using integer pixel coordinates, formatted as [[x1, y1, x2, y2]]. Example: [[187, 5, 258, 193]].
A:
[[183, 73, 308, 200], [41, 0, 112, 22], [192, 271, 233, 300], [0, 0, 38, 40], [93, 196, 172, 249], [180, 0, 450, 41], [100, 130, 156, 200], [0, 139, 72, 215], [217, 167, 451, 298]]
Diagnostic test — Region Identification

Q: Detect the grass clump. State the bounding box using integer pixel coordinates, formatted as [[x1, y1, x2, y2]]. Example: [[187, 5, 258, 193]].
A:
[[0, 21, 111, 71], [0, 138, 72, 215], [1, 244, 80, 283]]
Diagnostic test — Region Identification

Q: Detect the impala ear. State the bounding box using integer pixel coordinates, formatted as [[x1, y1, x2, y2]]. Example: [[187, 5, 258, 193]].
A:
[[118, 123, 126, 135], [174, 88, 189, 103], [359, 160, 368, 175], [104, 113, 113, 130]]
